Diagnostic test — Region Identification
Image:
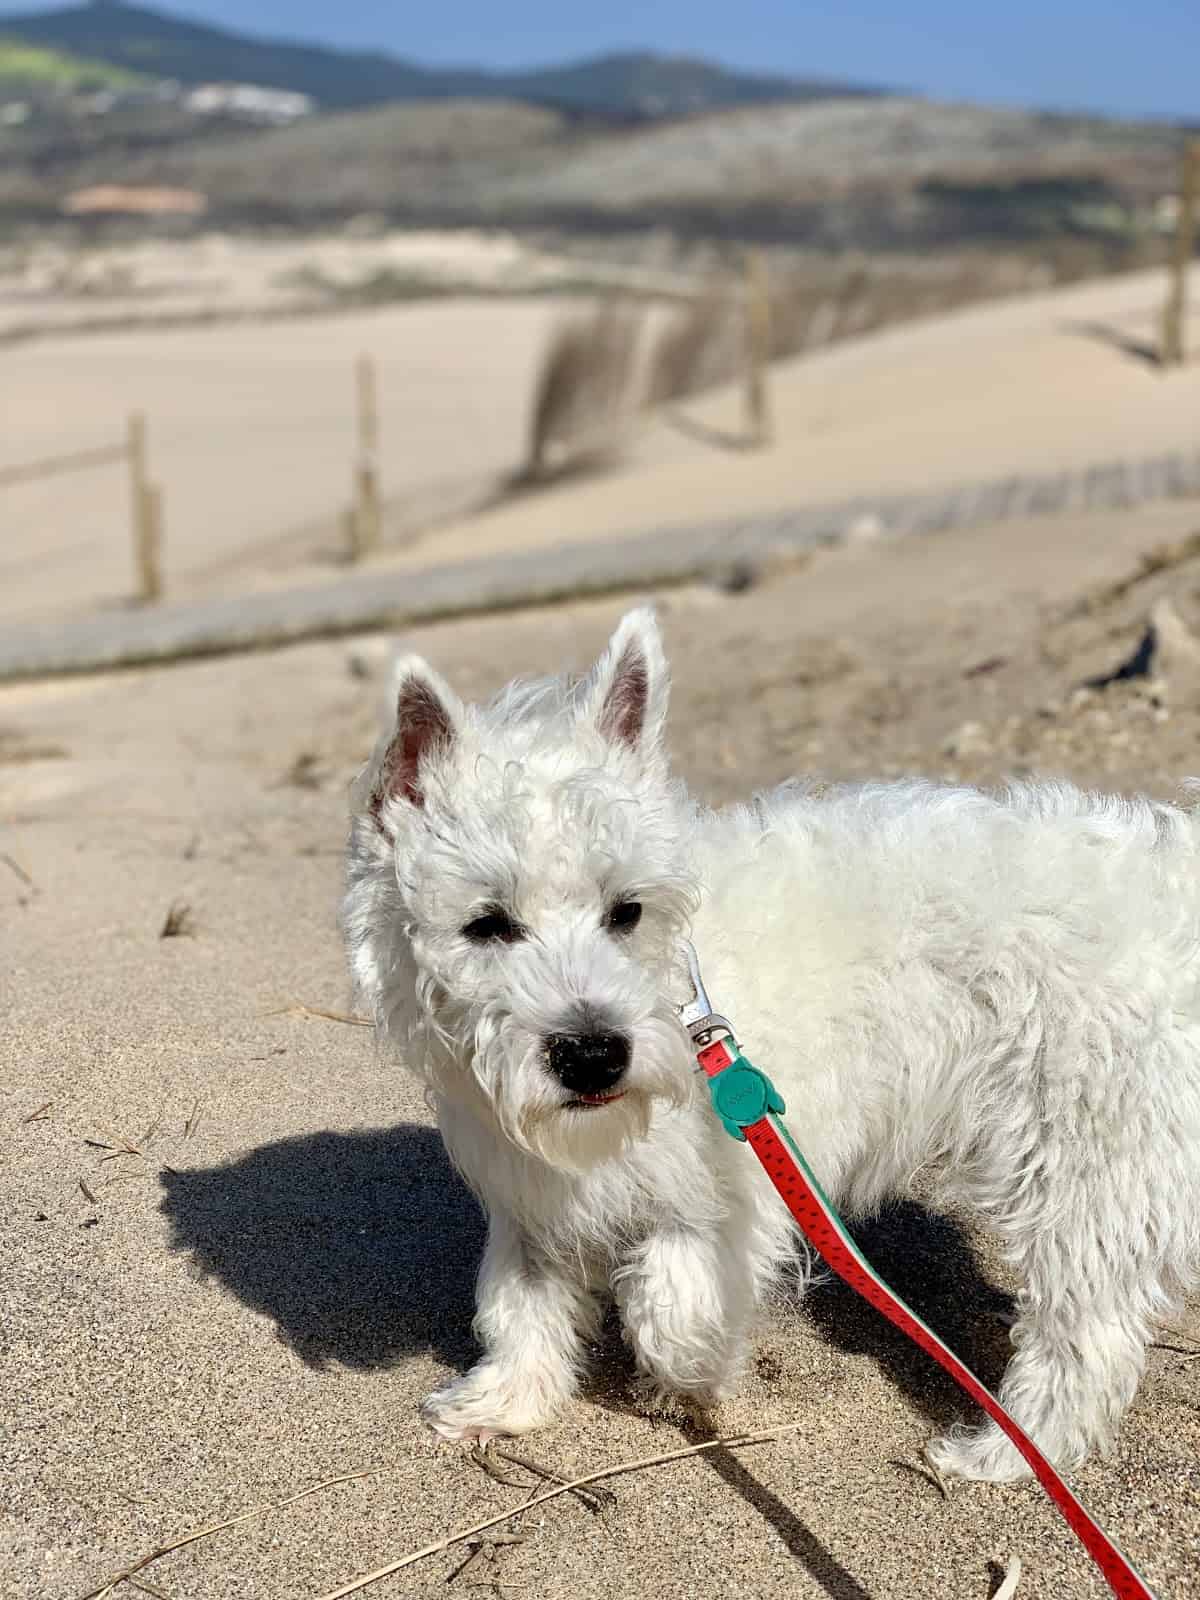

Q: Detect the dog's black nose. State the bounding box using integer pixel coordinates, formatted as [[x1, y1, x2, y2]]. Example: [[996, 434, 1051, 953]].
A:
[[546, 1033, 630, 1096]]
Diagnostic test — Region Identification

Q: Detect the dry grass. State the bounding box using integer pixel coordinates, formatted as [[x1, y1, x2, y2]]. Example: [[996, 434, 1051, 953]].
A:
[[521, 301, 642, 482], [644, 281, 737, 407], [507, 256, 1031, 477], [87, 1111, 161, 1163], [642, 256, 1029, 432]]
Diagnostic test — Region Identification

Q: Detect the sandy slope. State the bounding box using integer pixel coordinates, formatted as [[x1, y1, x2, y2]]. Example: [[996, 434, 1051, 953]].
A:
[[0, 299, 565, 625], [401, 264, 1200, 575], [3, 499, 1198, 1600], [2, 265, 1198, 628]]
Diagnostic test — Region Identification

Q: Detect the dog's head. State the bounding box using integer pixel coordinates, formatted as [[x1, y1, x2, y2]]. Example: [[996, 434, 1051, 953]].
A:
[[344, 608, 699, 1169]]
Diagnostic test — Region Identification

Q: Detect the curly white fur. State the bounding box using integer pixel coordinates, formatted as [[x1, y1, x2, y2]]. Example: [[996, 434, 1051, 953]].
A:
[[342, 607, 1200, 1480]]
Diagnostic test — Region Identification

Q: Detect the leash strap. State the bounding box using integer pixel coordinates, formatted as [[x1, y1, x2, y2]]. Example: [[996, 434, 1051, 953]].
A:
[[694, 1032, 1159, 1600]]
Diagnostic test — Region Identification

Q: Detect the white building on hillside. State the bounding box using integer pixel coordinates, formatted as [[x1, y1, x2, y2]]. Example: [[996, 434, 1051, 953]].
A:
[[185, 83, 313, 124]]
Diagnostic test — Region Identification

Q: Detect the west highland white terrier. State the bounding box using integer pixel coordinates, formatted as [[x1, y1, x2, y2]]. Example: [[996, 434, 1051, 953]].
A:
[[343, 607, 1200, 1482]]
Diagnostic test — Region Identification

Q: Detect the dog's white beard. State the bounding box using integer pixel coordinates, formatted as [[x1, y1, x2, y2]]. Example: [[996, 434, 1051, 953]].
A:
[[444, 1004, 692, 1173]]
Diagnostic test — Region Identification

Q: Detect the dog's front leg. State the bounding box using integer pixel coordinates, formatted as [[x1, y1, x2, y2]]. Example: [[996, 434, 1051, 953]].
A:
[[615, 1223, 752, 1410], [422, 1207, 598, 1443]]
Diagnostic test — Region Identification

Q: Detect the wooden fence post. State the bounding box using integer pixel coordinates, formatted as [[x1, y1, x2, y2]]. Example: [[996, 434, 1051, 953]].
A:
[[127, 411, 163, 603], [1162, 141, 1200, 368], [743, 250, 773, 446], [348, 354, 381, 561]]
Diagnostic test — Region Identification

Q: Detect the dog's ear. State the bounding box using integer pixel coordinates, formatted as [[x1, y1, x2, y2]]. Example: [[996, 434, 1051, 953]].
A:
[[582, 607, 669, 757], [369, 657, 461, 823]]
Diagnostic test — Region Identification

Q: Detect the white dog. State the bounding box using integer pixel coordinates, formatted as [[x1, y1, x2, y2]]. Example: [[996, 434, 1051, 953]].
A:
[[343, 607, 1200, 1482]]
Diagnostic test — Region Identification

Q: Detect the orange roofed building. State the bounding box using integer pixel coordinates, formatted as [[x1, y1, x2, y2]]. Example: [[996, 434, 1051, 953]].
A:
[[61, 186, 208, 216]]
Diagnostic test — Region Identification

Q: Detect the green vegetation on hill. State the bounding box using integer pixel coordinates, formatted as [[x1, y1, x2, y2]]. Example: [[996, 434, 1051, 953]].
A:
[[0, 37, 144, 87]]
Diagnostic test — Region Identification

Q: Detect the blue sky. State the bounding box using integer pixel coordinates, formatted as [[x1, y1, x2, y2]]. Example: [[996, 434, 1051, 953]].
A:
[[5, 0, 1199, 120]]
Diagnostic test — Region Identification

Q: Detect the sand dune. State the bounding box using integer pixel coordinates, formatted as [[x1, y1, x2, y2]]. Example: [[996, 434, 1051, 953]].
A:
[[3, 264, 1198, 629]]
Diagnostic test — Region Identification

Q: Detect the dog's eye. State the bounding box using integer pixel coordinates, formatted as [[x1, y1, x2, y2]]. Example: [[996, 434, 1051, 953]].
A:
[[607, 900, 642, 932], [462, 910, 524, 944]]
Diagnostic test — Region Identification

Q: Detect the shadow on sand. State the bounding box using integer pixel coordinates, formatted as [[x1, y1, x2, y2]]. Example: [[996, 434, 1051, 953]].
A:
[[163, 1133, 1013, 1600], [1059, 317, 1163, 370], [160, 1122, 484, 1371]]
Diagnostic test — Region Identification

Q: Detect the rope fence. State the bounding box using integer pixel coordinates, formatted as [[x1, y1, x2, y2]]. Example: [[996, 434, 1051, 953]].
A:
[[1, 215, 1194, 616], [0, 411, 165, 603]]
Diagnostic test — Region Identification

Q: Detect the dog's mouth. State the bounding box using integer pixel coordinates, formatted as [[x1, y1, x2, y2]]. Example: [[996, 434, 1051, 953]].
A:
[[564, 1091, 627, 1110]]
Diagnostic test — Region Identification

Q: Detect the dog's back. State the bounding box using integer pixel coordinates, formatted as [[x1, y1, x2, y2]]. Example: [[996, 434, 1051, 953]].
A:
[[693, 774, 1200, 1226]]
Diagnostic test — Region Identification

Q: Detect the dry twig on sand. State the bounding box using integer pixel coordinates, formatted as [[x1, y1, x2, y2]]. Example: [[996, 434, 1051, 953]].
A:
[[90, 1126, 149, 1163], [992, 1555, 1022, 1599], [469, 1441, 614, 1514], [22, 1101, 52, 1123], [315, 1426, 800, 1600], [77, 1461, 393, 1600], [266, 1003, 374, 1027], [1153, 1325, 1200, 1363], [126, 1579, 177, 1600], [159, 901, 196, 939], [1, 850, 36, 891], [78, 1430, 794, 1600]]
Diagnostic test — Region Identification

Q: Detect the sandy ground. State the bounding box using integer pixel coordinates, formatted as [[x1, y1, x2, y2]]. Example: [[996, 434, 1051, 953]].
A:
[[0, 231, 620, 338], [4, 498, 1200, 1600], [0, 298, 568, 626], [2, 264, 1198, 628]]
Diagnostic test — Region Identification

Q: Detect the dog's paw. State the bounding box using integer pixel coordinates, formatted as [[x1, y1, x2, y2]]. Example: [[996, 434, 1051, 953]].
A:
[[421, 1371, 548, 1445], [925, 1423, 1030, 1484]]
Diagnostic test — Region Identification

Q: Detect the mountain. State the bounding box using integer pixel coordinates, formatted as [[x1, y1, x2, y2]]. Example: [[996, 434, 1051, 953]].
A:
[[485, 53, 876, 119], [0, 1, 885, 114]]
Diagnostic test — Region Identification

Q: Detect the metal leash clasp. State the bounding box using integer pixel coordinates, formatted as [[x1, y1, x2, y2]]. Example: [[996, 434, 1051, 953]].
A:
[[676, 940, 734, 1049]]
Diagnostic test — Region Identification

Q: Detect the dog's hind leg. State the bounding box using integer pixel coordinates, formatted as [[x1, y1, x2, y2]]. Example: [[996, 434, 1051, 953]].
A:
[[422, 1207, 599, 1442], [926, 1269, 1152, 1483], [927, 1036, 1197, 1482]]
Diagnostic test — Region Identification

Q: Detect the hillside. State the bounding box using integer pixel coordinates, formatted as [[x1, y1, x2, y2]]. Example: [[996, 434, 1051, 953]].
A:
[[0, 8, 1186, 261], [0, 1, 883, 114], [30, 93, 1178, 254]]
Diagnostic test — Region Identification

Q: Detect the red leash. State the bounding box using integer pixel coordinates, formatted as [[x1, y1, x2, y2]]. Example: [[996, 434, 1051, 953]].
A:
[[677, 944, 1158, 1600]]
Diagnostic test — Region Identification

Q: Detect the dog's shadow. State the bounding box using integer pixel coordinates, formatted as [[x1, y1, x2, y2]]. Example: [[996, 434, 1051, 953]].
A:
[[163, 1136, 1016, 1600], [160, 1122, 484, 1371], [801, 1201, 1016, 1430], [161, 1126, 1014, 1433]]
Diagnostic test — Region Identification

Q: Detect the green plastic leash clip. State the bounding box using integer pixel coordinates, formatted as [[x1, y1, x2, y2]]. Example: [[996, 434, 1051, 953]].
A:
[[706, 1047, 787, 1141]]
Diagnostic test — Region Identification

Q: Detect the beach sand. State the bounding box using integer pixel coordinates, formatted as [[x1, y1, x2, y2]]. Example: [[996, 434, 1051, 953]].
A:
[[4, 497, 1199, 1599]]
